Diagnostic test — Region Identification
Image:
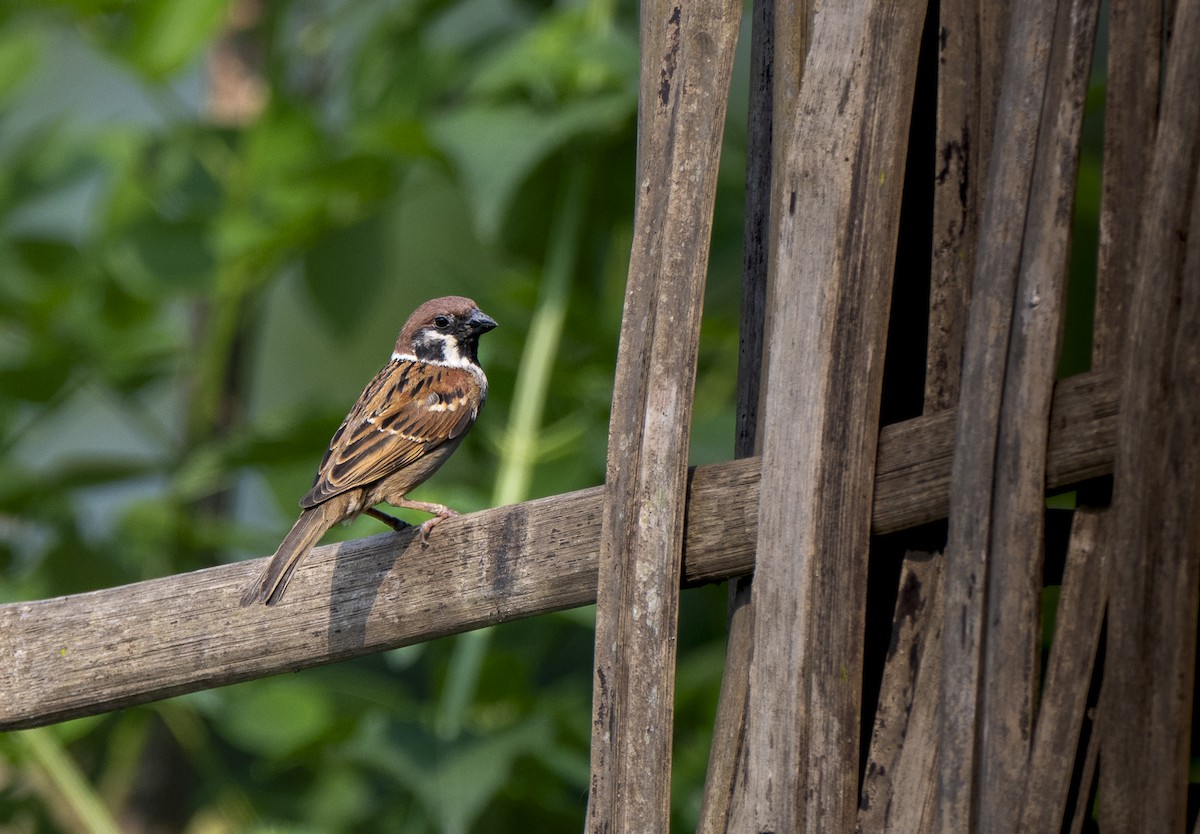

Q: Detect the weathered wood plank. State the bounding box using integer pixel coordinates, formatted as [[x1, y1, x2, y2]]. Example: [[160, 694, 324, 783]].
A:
[[1017, 507, 1106, 834], [925, 0, 1008, 410], [585, 0, 743, 830], [736, 0, 928, 828], [1080, 2, 1163, 826], [975, 0, 1099, 828], [732, 0, 776, 467], [934, 0, 1071, 824], [1101, 0, 1200, 823], [1091, 0, 1163, 367], [0, 370, 1117, 732], [870, 370, 1115, 536], [856, 553, 944, 834], [1067, 715, 1101, 834], [697, 0, 781, 827], [696, 572, 753, 834]]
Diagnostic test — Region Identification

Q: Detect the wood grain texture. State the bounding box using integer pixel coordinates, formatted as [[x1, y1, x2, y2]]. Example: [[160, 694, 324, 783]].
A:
[[1068, 715, 1101, 834], [0, 371, 1116, 732], [1101, 0, 1200, 824], [1017, 507, 1106, 834], [856, 553, 944, 834], [975, 0, 1099, 828], [1091, 0, 1163, 367], [733, 0, 776, 466], [696, 574, 753, 834], [697, 0, 781, 827], [736, 0, 927, 828], [586, 0, 743, 830], [925, 0, 1006, 410], [871, 370, 1115, 536], [934, 0, 1067, 825]]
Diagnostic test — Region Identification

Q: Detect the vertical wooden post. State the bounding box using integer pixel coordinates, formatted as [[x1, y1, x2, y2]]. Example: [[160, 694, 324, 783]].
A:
[[733, 0, 927, 828], [1016, 508, 1107, 833], [857, 0, 1007, 820], [1100, 0, 1200, 824], [1091, 0, 1164, 366], [586, 0, 742, 831], [696, 0, 780, 827], [931, 0, 1065, 820], [925, 0, 1009, 412], [974, 0, 1099, 830]]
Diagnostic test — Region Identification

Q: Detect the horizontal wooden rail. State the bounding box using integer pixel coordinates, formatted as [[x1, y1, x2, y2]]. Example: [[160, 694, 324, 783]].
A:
[[0, 370, 1115, 731]]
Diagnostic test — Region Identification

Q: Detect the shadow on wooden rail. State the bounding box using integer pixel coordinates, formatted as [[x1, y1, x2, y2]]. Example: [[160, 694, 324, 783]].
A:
[[0, 370, 1116, 731]]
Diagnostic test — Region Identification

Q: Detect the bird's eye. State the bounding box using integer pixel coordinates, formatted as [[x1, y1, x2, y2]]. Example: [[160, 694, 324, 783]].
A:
[[433, 315, 452, 330]]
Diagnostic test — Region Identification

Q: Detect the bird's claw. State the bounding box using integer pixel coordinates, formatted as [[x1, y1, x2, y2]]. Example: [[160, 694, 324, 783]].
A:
[[416, 510, 460, 546]]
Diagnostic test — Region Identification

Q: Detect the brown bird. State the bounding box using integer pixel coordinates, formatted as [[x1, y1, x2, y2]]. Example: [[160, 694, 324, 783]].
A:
[[240, 296, 497, 606]]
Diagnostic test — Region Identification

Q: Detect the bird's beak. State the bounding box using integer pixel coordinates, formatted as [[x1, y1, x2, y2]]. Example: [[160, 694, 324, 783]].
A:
[[471, 310, 498, 333]]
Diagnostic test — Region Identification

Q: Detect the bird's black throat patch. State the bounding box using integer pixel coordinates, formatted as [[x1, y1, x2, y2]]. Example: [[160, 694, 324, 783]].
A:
[[413, 330, 448, 363]]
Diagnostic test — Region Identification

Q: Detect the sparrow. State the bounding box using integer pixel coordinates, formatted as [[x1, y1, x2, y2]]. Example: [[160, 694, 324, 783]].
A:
[[240, 295, 497, 606]]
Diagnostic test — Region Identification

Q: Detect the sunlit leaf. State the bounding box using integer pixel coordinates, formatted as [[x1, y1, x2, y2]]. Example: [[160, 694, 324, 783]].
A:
[[124, 0, 231, 79]]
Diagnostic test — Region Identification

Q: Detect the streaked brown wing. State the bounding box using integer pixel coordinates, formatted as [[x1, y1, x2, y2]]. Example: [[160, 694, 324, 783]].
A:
[[300, 359, 481, 508]]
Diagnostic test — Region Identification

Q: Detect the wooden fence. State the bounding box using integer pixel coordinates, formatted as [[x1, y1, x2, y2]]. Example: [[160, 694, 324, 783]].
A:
[[3, 0, 1199, 831]]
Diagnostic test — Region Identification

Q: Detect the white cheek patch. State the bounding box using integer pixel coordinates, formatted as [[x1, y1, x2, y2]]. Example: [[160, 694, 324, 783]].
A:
[[423, 331, 468, 368], [394, 329, 475, 369]]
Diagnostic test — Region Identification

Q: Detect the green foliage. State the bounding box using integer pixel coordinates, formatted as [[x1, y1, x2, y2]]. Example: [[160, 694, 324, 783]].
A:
[[0, 0, 745, 831]]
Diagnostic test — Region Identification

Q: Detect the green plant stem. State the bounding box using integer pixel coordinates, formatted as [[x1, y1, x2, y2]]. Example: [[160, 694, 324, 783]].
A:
[[492, 173, 586, 507], [14, 728, 123, 834], [435, 163, 588, 741]]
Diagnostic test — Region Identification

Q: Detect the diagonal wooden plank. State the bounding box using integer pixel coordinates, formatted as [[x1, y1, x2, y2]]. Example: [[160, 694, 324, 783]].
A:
[[697, 0, 786, 828], [1017, 507, 1106, 833], [1091, 0, 1164, 366], [856, 553, 945, 834], [0, 370, 1116, 733], [925, 0, 1010, 411]]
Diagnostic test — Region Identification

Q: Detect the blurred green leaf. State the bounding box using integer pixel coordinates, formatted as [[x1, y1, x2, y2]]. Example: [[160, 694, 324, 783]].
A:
[[347, 713, 556, 834], [124, 0, 231, 78], [302, 206, 392, 337], [467, 8, 638, 104], [0, 26, 40, 99], [429, 94, 634, 239], [113, 217, 216, 292], [0, 345, 73, 402], [215, 679, 335, 758]]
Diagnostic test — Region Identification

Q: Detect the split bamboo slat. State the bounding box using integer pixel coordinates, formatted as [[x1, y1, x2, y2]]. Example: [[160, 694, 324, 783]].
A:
[[584, 0, 742, 830], [734, 0, 928, 826], [1100, 0, 1200, 824], [694, 0, 781, 825]]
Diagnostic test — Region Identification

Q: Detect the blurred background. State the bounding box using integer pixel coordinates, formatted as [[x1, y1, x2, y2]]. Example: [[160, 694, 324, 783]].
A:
[[0, 0, 752, 831]]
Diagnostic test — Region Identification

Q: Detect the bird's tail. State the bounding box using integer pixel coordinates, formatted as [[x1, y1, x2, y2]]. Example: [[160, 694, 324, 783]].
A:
[[240, 502, 341, 607]]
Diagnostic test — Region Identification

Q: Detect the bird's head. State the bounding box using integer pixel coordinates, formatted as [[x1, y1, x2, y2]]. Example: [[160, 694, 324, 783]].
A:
[[394, 296, 498, 368]]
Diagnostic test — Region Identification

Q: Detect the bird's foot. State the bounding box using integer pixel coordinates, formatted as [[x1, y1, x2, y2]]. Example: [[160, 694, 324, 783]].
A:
[[416, 508, 460, 545]]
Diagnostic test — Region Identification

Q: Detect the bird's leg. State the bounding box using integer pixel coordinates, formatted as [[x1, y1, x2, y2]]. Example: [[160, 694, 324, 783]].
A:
[[365, 506, 412, 532], [389, 498, 460, 544]]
